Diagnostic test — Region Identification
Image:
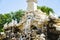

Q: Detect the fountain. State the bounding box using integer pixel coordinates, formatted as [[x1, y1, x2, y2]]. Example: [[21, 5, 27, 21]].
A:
[[2, 0, 60, 40]]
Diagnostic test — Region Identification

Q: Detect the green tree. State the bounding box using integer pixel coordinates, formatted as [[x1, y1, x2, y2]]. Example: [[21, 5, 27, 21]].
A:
[[12, 10, 24, 23], [59, 16, 60, 18], [0, 14, 5, 32], [3, 13, 12, 23], [37, 6, 54, 15], [0, 14, 3, 32], [0, 10, 24, 32], [0, 13, 12, 32]]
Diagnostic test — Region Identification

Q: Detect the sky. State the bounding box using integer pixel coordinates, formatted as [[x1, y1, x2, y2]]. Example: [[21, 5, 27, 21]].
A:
[[0, 0, 60, 16]]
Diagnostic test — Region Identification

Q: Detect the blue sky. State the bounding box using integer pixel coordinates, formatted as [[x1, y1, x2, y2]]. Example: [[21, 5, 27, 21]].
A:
[[0, 0, 60, 16]]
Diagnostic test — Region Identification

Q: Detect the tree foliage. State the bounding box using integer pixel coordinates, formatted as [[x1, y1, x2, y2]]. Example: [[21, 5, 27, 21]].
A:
[[12, 10, 25, 23], [37, 6, 54, 15], [58, 16, 60, 18], [0, 10, 24, 32]]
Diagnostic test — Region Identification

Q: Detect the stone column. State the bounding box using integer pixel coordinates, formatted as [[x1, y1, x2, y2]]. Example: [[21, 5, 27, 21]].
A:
[[27, 0, 37, 12]]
